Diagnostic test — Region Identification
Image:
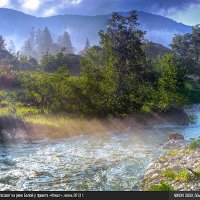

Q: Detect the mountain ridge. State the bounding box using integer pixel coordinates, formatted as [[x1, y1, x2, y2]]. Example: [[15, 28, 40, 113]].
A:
[[0, 8, 192, 52]]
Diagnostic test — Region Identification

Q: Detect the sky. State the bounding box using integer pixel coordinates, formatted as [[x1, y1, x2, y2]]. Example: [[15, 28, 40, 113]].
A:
[[0, 0, 200, 25]]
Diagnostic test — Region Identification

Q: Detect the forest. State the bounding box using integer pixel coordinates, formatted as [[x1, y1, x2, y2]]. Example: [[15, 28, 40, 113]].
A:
[[0, 10, 200, 118]]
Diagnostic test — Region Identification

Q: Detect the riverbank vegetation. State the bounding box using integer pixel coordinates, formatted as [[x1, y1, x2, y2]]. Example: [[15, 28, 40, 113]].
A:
[[0, 10, 200, 121], [141, 139, 200, 191]]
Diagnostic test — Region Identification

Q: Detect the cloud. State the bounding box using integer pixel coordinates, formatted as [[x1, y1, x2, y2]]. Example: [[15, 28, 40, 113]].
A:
[[0, 0, 12, 8], [169, 4, 200, 25], [0, 0, 200, 25], [43, 7, 57, 17], [46, 0, 200, 17], [19, 0, 41, 11], [51, 0, 200, 15], [0, 0, 199, 16], [71, 0, 82, 4], [127, 0, 200, 12]]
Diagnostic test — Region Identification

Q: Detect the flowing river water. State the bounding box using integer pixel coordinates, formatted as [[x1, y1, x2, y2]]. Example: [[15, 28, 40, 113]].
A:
[[0, 105, 200, 191]]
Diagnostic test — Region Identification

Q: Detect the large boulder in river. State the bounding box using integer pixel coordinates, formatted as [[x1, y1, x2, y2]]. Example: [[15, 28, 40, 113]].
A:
[[168, 133, 184, 141]]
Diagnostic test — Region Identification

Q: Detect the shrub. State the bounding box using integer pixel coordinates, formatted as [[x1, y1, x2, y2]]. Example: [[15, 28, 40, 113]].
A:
[[176, 170, 191, 182], [162, 169, 176, 180], [189, 139, 200, 149], [148, 182, 174, 191]]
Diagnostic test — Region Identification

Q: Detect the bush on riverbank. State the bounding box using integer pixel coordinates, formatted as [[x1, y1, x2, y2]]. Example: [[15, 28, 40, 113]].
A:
[[148, 182, 175, 191], [189, 138, 200, 149]]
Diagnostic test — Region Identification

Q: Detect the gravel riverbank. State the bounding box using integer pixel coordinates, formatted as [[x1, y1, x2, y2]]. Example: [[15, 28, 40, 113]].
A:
[[139, 139, 200, 191]]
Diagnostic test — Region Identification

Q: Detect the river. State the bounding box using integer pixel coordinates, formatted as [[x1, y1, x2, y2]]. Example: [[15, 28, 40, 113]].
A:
[[0, 105, 199, 191]]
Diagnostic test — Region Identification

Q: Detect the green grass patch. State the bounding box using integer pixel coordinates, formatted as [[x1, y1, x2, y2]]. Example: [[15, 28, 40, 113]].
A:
[[0, 102, 40, 118], [148, 182, 174, 191], [159, 150, 182, 161], [162, 169, 192, 182], [24, 115, 68, 127], [176, 170, 191, 182], [189, 139, 200, 149], [195, 171, 200, 178], [162, 169, 176, 180]]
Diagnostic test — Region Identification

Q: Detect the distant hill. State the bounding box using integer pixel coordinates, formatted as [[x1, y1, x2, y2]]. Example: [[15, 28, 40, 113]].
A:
[[0, 8, 192, 53]]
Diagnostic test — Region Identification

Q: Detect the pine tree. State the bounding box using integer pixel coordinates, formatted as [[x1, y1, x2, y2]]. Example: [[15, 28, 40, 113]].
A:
[[58, 31, 74, 54], [29, 27, 35, 49], [21, 40, 33, 57], [41, 27, 53, 54], [7, 40, 16, 54], [34, 29, 42, 58], [79, 38, 91, 56], [0, 35, 5, 50], [84, 38, 91, 51]]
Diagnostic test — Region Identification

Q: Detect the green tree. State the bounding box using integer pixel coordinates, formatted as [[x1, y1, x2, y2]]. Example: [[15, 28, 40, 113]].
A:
[[171, 33, 192, 58], [21, 40, 33, 57], [57, 31, 74, 54], [40, 53, 57, 72], [80, 38, 91, 56], [84, 38, 91, 51], [0, 35, 5, 50], [98, 10, 146, 114], [40, 51, 80, 73], [7, 40, 16, 54], [34, 29, 43, 59], [154, 53, 187, 110], [191, 25, 200, 66], [171, 25, 200, 74], [41, 27, 53, 54], [81, 46, 117, 115]]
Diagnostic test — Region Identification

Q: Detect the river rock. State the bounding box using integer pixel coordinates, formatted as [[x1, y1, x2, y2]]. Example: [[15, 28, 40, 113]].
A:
[[0, 116, 31, 143], [168, 133, 184, 141]]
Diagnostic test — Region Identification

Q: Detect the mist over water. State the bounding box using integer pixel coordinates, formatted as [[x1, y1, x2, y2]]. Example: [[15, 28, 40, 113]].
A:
[[0, 105, 199, 191]]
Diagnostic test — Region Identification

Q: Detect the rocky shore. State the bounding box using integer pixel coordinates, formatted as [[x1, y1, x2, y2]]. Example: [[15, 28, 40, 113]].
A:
[[140, 138, 200, 191]]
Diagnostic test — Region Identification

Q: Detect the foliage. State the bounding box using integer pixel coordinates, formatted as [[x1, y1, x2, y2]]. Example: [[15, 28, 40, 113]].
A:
[[0, 35, 5, 50], [147, 182, 174, 191], [21, 27, 74, 60], [144, 40, 172, 59], [80, 38, 91, 56], [0, 11, 199, 117], [162, 169, 191, 182], [0, 90, 5, 103], [152, 53, 188, 110], [40, 52, 81, 74], [192, 170, 200, 178], [57, 31, 74, 54], [189, 138, 200, 149], [171, 25, 200, 75], [18, 55, 39, 71], [162, 169, 176, 180], [81, 49, 117, 115], [176, 170, 191, 182], [98, 11, 146, 115], [16, 69, 87, 114]]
